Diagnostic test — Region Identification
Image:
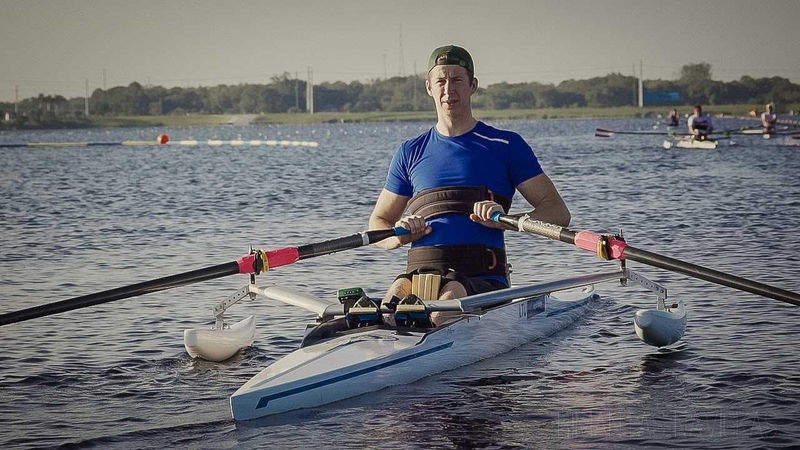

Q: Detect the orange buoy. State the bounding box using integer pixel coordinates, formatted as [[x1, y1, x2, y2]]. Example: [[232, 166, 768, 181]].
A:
[[157, 134, 170, 145]]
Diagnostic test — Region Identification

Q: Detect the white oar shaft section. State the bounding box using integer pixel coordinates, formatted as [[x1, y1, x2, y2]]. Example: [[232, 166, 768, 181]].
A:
[[595, 128, 678, 137]]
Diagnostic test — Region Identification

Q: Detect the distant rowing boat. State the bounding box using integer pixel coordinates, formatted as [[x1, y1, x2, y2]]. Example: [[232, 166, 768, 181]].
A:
[[597, 126, 799, 150], [662, 137, 734, 150]]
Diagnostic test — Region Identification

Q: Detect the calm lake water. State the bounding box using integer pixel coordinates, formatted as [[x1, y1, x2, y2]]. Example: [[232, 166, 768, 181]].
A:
[[1, 119, 799, 449]]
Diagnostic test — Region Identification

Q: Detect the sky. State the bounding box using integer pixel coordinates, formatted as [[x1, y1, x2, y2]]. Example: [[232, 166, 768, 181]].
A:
[[1, 0, 799, 102]]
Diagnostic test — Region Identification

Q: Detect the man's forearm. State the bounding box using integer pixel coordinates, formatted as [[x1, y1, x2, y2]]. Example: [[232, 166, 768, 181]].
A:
[[370, 214, 401, 249], [525, 199, 571, 227]]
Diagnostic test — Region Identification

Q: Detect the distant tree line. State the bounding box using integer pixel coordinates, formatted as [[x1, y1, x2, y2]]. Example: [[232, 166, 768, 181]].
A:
[[2, 63, 799, 124]]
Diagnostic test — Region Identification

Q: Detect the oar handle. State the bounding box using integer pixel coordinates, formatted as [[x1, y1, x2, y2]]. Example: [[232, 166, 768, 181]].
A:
[[298, 227, 409, 260], [491, 212, 800, 307]]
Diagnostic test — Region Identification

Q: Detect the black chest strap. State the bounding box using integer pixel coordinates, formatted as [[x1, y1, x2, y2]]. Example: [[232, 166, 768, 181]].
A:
[[407, 186, 512, 220]]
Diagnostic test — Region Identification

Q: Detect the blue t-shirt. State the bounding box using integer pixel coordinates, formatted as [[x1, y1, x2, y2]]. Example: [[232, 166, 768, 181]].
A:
[[384, 121, 544, 251]]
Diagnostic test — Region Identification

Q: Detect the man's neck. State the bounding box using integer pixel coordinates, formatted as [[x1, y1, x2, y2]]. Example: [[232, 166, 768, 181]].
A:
[[435, 113, 478, 137]]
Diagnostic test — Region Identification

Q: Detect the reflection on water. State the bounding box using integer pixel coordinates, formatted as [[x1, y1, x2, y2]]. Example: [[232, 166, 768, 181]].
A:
[[1, 119, 799, 449]]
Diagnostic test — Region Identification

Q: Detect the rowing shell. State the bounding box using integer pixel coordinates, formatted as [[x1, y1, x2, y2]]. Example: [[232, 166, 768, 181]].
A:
[[663, 138, 734, 150], [229, 273, 613, 420]]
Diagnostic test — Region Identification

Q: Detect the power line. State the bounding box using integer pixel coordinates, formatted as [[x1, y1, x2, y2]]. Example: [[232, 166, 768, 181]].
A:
[[398, 24, 405, 77]]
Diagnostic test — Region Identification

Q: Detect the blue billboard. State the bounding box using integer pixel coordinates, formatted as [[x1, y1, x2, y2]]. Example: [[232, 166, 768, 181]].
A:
[[643, 91, 681, 105]]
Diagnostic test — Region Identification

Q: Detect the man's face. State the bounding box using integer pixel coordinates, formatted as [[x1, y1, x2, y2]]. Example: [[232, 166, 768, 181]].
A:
[[694, 107, 701, 116], [426, 65, 477, 116]]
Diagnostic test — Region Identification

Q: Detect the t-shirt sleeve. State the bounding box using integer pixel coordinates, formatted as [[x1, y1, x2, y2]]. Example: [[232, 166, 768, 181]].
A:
[[508, 135, 544, 187], [384, 144, 414, 196]]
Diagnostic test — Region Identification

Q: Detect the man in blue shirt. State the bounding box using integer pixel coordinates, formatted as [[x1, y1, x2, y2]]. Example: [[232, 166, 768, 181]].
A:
[[369, 45, 570, 308]]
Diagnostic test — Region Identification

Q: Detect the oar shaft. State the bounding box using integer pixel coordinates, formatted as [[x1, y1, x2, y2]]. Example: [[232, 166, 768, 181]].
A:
[[595, 128, 677, 136], [493, 214, 800, 307], [0, 262, 240, 326], [622, 247, 800, 306]]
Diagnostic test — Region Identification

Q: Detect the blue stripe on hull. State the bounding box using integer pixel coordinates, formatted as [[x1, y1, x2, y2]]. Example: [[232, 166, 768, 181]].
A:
[[254, 341, 454, 410]]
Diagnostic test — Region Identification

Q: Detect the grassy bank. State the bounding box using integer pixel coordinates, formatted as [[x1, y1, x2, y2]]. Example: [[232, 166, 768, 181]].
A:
[[14, 103, 797, 130], [88, 115, 231, 128], [258, 104, 797, 123]]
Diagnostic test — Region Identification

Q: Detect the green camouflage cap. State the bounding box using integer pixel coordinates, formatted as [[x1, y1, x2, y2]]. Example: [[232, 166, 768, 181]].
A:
[[427, 45, 474, 76]]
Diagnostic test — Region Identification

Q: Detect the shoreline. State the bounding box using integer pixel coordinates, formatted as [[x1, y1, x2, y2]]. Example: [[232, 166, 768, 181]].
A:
[[2, 104, 796, 130]]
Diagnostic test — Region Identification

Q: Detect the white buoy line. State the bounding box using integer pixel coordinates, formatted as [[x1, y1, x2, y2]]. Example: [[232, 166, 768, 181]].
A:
[[168, 139, 319, 148], [0, 134, 319, 149]]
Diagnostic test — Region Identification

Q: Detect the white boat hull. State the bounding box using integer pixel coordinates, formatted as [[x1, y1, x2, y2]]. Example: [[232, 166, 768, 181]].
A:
[[634, 301, 686, 347], [676, 139, 718, 149], [184, 315, 256, 362], [662, 137, 741, 150], [230, 287, 599, 420]]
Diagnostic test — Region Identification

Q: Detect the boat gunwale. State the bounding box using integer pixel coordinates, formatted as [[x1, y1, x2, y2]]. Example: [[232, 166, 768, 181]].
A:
[[296, 269, 624, 348]]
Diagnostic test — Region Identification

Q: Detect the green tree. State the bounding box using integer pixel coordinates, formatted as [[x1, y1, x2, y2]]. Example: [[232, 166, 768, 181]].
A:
[[678, 63, 713, 84]]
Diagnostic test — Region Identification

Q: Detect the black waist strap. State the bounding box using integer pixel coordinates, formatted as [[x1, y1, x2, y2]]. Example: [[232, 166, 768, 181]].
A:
[[407, 186, 512, 220], [406, 244, 507, 277]]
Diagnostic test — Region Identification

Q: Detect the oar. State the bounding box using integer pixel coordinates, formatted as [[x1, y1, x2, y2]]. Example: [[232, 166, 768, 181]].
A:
[[710, 128, 800, 137], [595, 128, 678, 138], [491, 213, 800, 307], [0, 227, 410, 326], [711, 129, 766, 137]]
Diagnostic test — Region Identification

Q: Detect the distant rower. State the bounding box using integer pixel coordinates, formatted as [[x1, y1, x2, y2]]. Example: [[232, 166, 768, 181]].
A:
[[761, 103, 777, 134], [668, 109, 680, 127], [688, 104, 714, 140]]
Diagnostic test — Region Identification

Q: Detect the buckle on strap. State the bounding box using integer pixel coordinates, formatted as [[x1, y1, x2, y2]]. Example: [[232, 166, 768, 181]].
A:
[[486, 247, 498, 270]]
